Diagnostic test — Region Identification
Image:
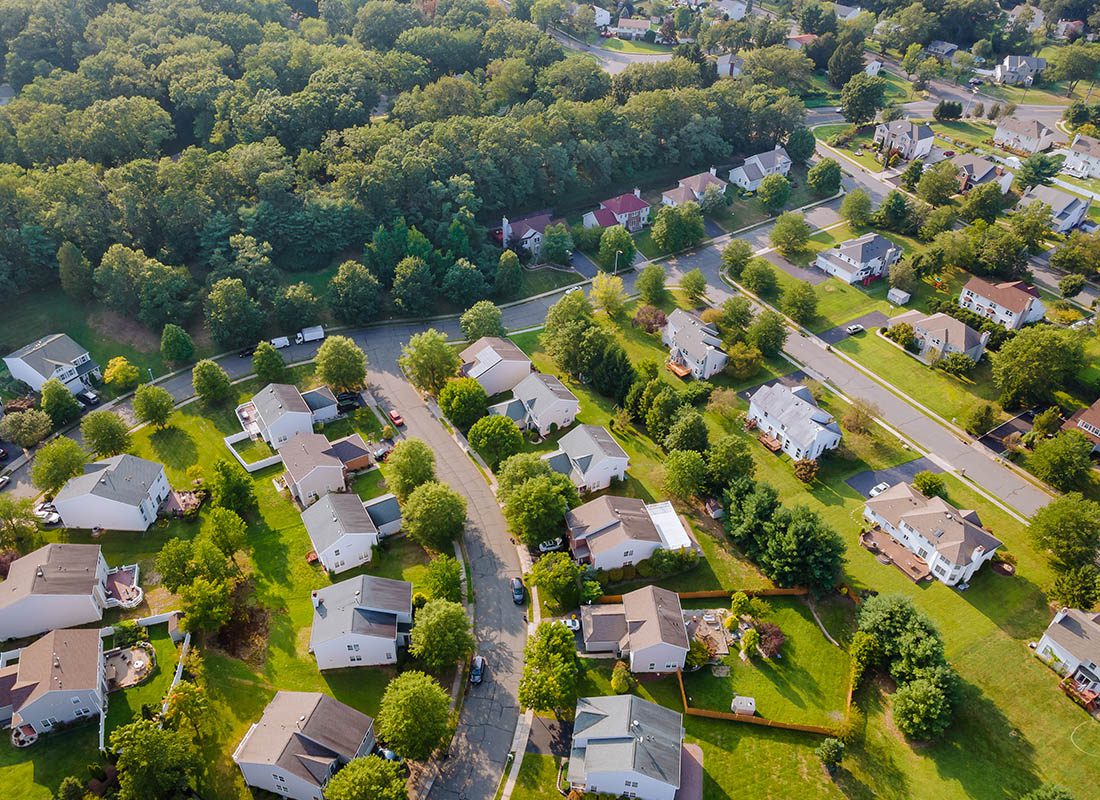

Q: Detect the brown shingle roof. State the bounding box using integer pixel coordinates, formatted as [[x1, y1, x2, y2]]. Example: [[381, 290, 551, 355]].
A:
[[866, 483, 1001, 565], [280, 433, 343, 484], [13, 629, 102, 709], [962, 277, 1039, 315], [0, 544, 102, 609]]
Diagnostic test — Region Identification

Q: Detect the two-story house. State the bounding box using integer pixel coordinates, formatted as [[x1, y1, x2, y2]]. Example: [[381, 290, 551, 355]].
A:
[[302, 493, 381, 574], [1018, 184, 1091, 233], [543, 424, 630, 492], [0, 629, 106, 740], [814, 233, 901, 285], [863, 482, 1002, 586], [488, 371, 580, 437], [459, 336, 533, 398], [833, 3, 862, 21], [994, 55, 1047, 85], [952, 153, 1014, 194], [1008, 3, 1045, 32], [581, 586, 690, 673], [237, 383, 337, 451], [53, 454, 171, 532], [233, 691, 376, 800], [747, 383, 841, 461], [309, 575, 413, 669], [661, 169, 728, 207], [873, 119, 934, 162], [501, 212, 555, 260], [714, 52, 744, 77], [958, 277, 1046, 330], [926, 40, 958, 60], [1062, 133, 1100, 179], [566, 496, 694, 570], [1062, 398, 1100, 452], [994, 116, 1058, 153], [583, 190, 651, 232], [728, 146, 792, 191], [3, 334, 100, 395], [591, 5, 612, 27], [610, 17, 650, 39], [281, 433, 349, 507], [0, 544, 110, 641], [888, 310, 990, 363], [1036, 607, 1100, 707], [662, 309, 728, 380]]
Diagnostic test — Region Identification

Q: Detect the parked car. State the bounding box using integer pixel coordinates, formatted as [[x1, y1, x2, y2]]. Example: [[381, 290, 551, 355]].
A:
[[538, 537, 563, 553], [0, 447, 8, 461], [869, 482, 890, 497], [237, 345, 256, 358], [469, 655, 486, 684], [336, 391, 360, 404], [373, 442, 393, 462], [76, 389, 100, 407], [510, 577, 526, 605], [0, 476, 9, 491], [37, 512, 60, 525], [557, 618, 580, 632], [34, 502, 55, 514], [845, 324, 865, 335], [388, 408, 405, 427], [270, 336, 291, 350], [377, 747, 403, 764], [337, 401, 359, 415]]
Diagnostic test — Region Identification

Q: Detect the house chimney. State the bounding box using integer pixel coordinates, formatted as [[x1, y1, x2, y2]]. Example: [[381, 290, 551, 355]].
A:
[[709, 166, 717, 176], [633, 187, 641, 198]]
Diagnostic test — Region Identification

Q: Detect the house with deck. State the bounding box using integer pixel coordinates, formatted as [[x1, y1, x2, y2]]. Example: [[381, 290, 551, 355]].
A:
[[309, 575, 412, 669], [1017, 184, 1091, 233], [728, 146, 792, 191], [746, 383, 841, 461], [1036, 607, 1100, 710], [566, 496, 694, 570], [662, 309, 728, 380], [888, 310, 990, 363], [814, 232, 901, 285], [488, 371, 579, 437], [958, 277, 1045, 330], [863, 482, 1001, 586], [581, 586, 690, 673], [237, 383, 338, 450], [53, 454, 170, 532], [995, 55, 1046, 85], [459, 337, 532, 398], [542, 424, 630, 492], [3, 334, 100, 395], [1063, 133, 1100, 179], [0, 544, 111, 641]]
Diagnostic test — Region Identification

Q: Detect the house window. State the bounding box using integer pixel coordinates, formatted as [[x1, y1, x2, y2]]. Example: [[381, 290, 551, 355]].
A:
[[350, 655, 362, 663], [623, 550, 634, 557], [648, 663, 656, 670], [42, 718, 57, 728], [71, 697, 81, 704], [386, 652, 393, 660], [347, 644, 360, 652], [334, 549, 341, 556], [272, 773, 286, 783]]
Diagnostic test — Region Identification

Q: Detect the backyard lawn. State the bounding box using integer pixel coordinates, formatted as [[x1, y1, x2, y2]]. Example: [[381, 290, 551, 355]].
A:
[[930, 119, 997, 152], [599, 37, 670, 54], [813, 124, 882, 172]]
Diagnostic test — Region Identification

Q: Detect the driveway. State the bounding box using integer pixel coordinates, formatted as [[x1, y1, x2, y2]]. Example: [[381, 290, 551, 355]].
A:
[[675, 744, 704, 800], [979, 410, 1035, 455], [526, 716, 572, 757], [845, 456, 944, 497], [571, 251, 600, 280], [819, 311, 890, 345], [762, 251, 828, 285], [737, 370, 808, 403], [703, 218, 725, 239]]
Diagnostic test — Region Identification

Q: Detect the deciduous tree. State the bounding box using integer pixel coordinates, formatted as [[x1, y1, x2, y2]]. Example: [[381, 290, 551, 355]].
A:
[[329, 261, 382, 325], [636, 264, 667, 304], [80, 410, 131, 457], [840, 189, 872, 227], [460, 301, 505, 340], [680, 269, 708, 305], [781, 281, 818, 323], [410, 599, 475, 670], [591, 272, 628, 317], [387, 439, 436, 500], [664, 449, 708, 500], [598, 225, 636, 271], [376, 671, 451, 760], [769, 212, 811, 256], [192, 359, 232, 405], [503, 473, 579, 545], [40, 378, 82, 426], [404, 481, 467, 550], [160, 324, 194, 364], [315, 336, 367, 392], [325, 756, 408, 800], [0, 409, 52, 448], [30, 437, 87, 494], [208, 459, 255, 516], [110, 718, 199, 800], [1030, 431, 1094, 491], [518, 621, 579, 716], [529, 551, 583, 608], [399, 329, 461, 395], [438, 378, 488, 430], [757, 174, 791, 214], [467, 414, 523, 467]]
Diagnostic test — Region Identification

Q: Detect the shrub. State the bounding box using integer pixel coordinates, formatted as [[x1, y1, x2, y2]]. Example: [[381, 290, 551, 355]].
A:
[[610, 660, 634, 694], [608, 566, 624, 583], [632, 304, 667, 333], [912, 470, 946, 499], [793, 458, 819, 482], [757, 621, 785, 658], [620, 563, 637, 581]]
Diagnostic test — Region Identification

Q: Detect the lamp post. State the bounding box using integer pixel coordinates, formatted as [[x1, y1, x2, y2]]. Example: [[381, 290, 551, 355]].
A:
[[147, 368, 154, 384], [614, 249, 623, 272]]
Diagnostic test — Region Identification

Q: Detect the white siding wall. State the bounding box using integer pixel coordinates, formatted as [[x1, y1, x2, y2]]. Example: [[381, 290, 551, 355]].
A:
[[318, 533, 378, 574], [580, 457, 629, 492], [266, 411, 314, 449], [0, 595, 103, 641], [581, 768, 678, 800], [313, 633, 397, 670], [590, 539, 663, 571], [629, 642, 688, 673], [237, 760, 325, 800], [54, 494, 149, 532], [291, 466, 346, 507], [2, 358, 50, 392], [475, 361, 531, 398], [531, 400, 579, 436], [19, 685, 104, 733], [311, 405, 339, 425]]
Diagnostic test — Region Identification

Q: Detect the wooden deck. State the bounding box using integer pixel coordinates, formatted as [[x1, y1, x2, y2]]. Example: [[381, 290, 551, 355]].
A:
[[860, 528, 932, 583]]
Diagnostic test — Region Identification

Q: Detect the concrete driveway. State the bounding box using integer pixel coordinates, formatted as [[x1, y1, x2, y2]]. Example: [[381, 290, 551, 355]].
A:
[[845, 456, 944, 497], [675, 744, 704, 800], [819, 311, 890, 345], [979, 410, 1035, 455], [737, 370, 807, 403]]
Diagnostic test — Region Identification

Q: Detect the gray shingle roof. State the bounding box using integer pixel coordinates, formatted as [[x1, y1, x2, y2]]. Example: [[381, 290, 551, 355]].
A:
[[836, 232, 896, 264], [666, 309, 725, 364], [749, 383, 840, 445], [364, 494, 401, 527], [996, 115, 1053, 140], [281, 433, 343, 483], [1043, 609, 1100, 667], [558, 425, 628, 466], [881, 119, 934, 140], [568, 695, 683, 789], [1019, 184, 1086, 220], [54, 454, 164, 508], [5, 334, 91, 380], [311, 575, 411, 645], [1071, 133, 1100, 159], [566, 495, 662, 556], [11, 628, 102, 708], [750, 146, 789, 171], [301, 387, 337, 412], [513, 372, 578, 419], [253, 383, 310, 424], [622, 585, 689, 650], [0, 544, 102, 608], [301, 493, 377, 554], [952, 153, 999, 184]]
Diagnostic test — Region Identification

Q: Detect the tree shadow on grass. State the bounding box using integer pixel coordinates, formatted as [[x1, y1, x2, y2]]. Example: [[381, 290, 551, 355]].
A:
[[148, 425, 197, 474], [838, 684, 910, 800]]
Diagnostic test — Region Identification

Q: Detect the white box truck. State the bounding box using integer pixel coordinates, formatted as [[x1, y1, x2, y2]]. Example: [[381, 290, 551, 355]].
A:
[[295, 326, 325, 345]]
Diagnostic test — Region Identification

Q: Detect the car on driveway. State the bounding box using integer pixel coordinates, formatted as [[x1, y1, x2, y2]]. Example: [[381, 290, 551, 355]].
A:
[[388, 408, 405, 427], [0, 476, 9, 491], [557, 618, 580, 632], [0, 447, 7, 461], [76, 390, 100, 407], [869, 481, 890, 497], [510, 577, 526, 605], [845, 324, 865, 335], [538, 537, 563, 553], [469, 655, 486, 684]]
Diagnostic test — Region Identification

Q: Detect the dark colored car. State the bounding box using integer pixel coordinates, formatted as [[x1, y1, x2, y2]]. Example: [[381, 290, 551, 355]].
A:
[[237, 345, 257, 358], [336, 401, 359, 414], [0, 448, 8, 461], [336, 391, 360, 404], [510, 577, 526, 605], [76, 390, 100, 407], [469, 655, 486, 684]]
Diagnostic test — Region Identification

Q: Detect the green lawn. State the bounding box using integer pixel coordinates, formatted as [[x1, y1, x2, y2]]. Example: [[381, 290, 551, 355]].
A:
[[230, 435, 275, 464], [813, 125, 883, 172], [518, 267, 582, 296], [321, 405, 385, 441], [599, 37, 670, 54], [930, 119, 997, 152], [509, 754, 561, 800]]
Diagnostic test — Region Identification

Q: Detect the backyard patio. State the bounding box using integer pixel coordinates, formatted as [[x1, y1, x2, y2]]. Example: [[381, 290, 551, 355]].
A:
[[104, 643, 156, 692]]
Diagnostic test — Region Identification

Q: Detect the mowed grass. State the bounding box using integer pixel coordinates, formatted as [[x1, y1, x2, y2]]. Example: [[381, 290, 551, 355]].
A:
[[930, 119, 998, 152], [509, 754, 562, 800], [813, 124, 883, 172]]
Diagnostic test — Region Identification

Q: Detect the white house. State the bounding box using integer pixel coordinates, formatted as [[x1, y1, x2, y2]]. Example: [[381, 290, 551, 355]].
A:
[[543, 424, 630, 492], [1036, 608, 1100, 699], [580, 585, 689, 673], [888, 310, 990, 363], [488, 371, 579, 437], [873, 119, 934, 161], [863, 482, 1001, 586], [747, 383, 841, 461], [309, 575, 412, 670], [53, 455, 170, 532], [0, 629, 106, 739], [233, 691, 376, 800], [833, 3, 862, 21], [302, 493, 381, 574], [1008, 3, 1045, 33], [959, 277, 1046, 330], [864, 58, 883, 77], [1063, 398, 1100, 453], [566, 496, 693, 570], [459, 336, 533, 397], [728, 146, 792, 191], [0, 544, 109, 641], [281, 433, 348, 507], [661, 169, 727, 207], [611, 16, 650, 39], [814, 233, 901, 285], [591, 4, 612, 27], [501, 212, 555, 259], [567, 694, 684, 800], [1062, 133, 1100, 179], [1017, 184, 1091, 233], [662, 309, 728, 380], [3, 334, 100, 394], [952, 153, 1014, 194], [715, 52, 744, 77], [1055, 18, 1085, 40], [583, 190, 650, 232], [994, 116, 1058, 153], [237, 383, 336, 450], [994, 55, 1047, 85]]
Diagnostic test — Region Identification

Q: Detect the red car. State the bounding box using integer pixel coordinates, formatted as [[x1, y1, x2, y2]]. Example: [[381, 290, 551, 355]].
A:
[[388, 409, 405, 427]]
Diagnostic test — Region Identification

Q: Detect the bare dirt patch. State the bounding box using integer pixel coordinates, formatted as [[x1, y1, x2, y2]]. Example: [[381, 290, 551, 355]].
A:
[[88, 309, 160, 352], [215, 580, 272, 665]]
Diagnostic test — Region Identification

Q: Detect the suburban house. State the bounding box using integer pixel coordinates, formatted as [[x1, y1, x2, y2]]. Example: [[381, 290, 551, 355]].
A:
[[591, 4, 612, 27], [863, 482, 1002, 586], [543, 424, 630, 492], [994, 116, 1058, 153], [501, 212, 555, 259], [281, 433, 348, 507], [926, 40, 958, 60], [865, 58, 883, 76], [1062, 133, 1100, 179], [0, 629, 106, 739], [715, 52, 744, 77], [1008, 3, 1045, 32], [1036, 607, 1100, 708], [583, 190, 651, 232], [958, 277, 1046, 330], [488, 371, 580, 437], [566, 496, 693, 570], [746, 383, 841, 461], [1055, 18, 1085, 39], [662, 309, 728, 380], [727, 145, 792, 191], [3, 334, 100, 394], [233, 691, 376, 800], [814, 232, 901, 285], [567, 695, 685, 800], [952, 153, 1014, 194], [309, 575, 412, 669], [611, 17, 650, 40], [459, 336, 533, 397], [661, 168, 727, 207], [889, 310, 990, 363], [1017, 184, 1091, 233], [0, 544, 110, 641], [994, 55, 1047, 85], [53, 454, 170, 532], [873, 119, 934, 161], [1061, 398, 1100, 452], [237, 383, 338, 450], [302, 493, 381, 574], [581, 586, 689, 673], [786, 33, 816, 50], [833, 3, 862, 21]]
